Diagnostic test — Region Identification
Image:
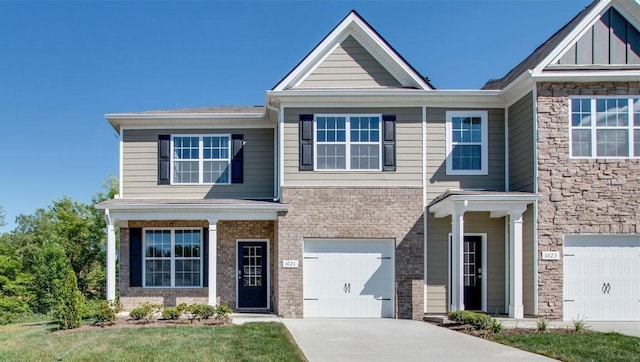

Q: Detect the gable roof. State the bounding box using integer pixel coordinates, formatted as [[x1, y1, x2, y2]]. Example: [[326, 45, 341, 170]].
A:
[[482, 0, 600, 90], [272, 10, 433, 91]]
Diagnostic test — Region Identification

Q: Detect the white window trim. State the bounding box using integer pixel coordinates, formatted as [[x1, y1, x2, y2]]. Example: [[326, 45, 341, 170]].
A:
[[313, 114, 383, 172], [445, 111, 489, 176], [569, 96, 640, 159], [142, 227, 204, 289], [170, 134, 232, 185]]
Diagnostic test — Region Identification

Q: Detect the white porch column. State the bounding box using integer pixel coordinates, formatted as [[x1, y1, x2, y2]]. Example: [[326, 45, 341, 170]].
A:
[[208, 221, 218, 306], [508, 211, 524, 318], [105, 211, 116, 302], [450, 204, 465, 312]]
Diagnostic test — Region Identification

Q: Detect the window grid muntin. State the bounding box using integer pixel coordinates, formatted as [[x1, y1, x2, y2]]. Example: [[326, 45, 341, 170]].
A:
[[570, 97, 640, 158], [242, 246, 262, 287], [171, 134, 231, 185], [143, 228, 203, 288], [314, 114, 382, 171]]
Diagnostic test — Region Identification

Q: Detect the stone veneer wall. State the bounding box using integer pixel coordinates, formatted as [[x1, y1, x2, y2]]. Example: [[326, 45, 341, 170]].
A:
[[536, 82, 640, 318], [118, 220, 275, 311], [277, 187, 424, 319]]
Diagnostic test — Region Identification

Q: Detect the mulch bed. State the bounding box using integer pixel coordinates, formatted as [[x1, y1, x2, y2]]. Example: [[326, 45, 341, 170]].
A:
[[430, 321, 589, 339]]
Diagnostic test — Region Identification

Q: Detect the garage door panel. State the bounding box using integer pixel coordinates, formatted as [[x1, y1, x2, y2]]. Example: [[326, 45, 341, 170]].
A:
[[563, 235, 640, 321], [303, 239, 394, 318]]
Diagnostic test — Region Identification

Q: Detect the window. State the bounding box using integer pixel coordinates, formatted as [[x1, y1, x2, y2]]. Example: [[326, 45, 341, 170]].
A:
[[172, 135, 231, 184], [570, 97, 640, 158], [144, 229, 202, 288], [446, 111, 489, 175], [314, 114, 381, 170]]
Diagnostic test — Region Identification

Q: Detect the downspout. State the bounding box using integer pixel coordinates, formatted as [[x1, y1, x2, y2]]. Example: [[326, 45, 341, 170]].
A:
[[118, 127, 124, 198], [532, 86, 539, 316], [504, 106, 510, 313], [266, 101, 281, 202], [422, 106, 428, 314]]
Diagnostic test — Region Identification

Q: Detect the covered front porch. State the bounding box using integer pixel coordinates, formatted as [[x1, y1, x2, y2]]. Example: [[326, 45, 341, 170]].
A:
[[428, 191, 539, 318], [96, 199, 289, 311]]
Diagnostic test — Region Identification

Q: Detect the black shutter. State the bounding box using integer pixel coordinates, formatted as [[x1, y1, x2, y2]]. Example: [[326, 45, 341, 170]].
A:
[[299, 114, 314, 171], [382, 115, 396, 171], [231, 134, 244, 184], [202, 228, 208, 287], [129, 228, 143, 287], [158, 135, 170, 184]]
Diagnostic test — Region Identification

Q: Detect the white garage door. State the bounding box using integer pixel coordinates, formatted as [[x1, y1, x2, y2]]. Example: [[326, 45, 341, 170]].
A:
[[303, 239, 394, 318], [563, 235, 640, 321]]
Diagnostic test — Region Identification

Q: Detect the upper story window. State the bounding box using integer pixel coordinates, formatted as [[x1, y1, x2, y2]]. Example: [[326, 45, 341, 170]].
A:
[[144, 229, 202, 288], [445, 111, 489, 175], [570, 97, 640, 158], [172, 135, 231, 184], [314, 114, 382, 171]]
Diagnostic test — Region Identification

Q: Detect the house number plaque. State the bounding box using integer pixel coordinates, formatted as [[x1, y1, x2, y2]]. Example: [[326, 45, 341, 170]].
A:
[[541, 251, 560, 260], [282, 260, 299, 268]]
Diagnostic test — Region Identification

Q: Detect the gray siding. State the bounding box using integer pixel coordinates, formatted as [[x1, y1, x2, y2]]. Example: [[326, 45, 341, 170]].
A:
[[426, 212, 506, 314], [283, 107, 422, 186], [298, 36, 402, 88], [556, 7, 640, 65], [508, 92, 535, 192], [122, 128, 274, 199], [426, 107, 505, 202]]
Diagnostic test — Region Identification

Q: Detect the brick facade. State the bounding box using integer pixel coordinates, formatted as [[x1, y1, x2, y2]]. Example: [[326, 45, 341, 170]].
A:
[[536, 82, 640, 318], [277, 187, 425, 319], [118, 220, 275, 311]]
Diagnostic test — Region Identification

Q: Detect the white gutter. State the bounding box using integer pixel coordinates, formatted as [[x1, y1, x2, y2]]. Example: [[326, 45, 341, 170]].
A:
[[265, 100, 281, 201], [95, 202, 290, 212], [105, 112, 266, 120], [532, 85, 540, 316], [422, 106, 428, 314]]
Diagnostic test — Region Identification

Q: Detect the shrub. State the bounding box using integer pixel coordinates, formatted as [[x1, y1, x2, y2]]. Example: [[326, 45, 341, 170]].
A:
[[447, 310, 492, 330], [187, 304, 216, 320], [215, 303, 233, 323], [57, 270, 83, 330], [573, 315, 589, 333], [96, 300, 121, 325], [537, 317, 548, 333], [162, 306, 181, 320], [490, 318, 503, 334], [129, 303, 161, 322]]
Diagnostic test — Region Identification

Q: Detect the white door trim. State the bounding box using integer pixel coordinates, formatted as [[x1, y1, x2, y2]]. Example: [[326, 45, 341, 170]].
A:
[[448, 233, 488, 312], [235, 239, 270, 310]]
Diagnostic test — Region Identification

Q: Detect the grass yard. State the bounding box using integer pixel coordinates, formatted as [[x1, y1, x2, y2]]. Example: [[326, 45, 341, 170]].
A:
[[493, 331, 640, 362], [0, 321, 306, 362]]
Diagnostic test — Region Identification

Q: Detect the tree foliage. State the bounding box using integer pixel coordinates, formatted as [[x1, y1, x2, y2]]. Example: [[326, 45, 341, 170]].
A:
[[57, 269, 83, 329], [0, 175, 118, 320]]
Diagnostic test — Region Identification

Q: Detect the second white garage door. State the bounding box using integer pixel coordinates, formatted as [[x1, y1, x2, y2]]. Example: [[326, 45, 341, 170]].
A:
[[303, 239, 394, 318], [563, 235, 640, 321]]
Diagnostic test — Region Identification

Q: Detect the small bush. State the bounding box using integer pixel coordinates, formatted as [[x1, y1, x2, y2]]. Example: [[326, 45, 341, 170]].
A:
[[490, 318, 503, 334], [96, 300, 121, 325], [447, 310, 492, 330], [215, 303, 233, 323], [129, 303, 161, 322], [537, 317, 548, 333], [57, 270, 83, 330], [162, 306, 181, 320]]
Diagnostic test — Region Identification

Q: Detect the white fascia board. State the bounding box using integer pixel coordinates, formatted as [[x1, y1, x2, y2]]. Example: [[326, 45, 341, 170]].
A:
[[106, 112, 265, 120], [532, 0, 612, 75], [97, 202, 289, 212], [501, 71, 536, 107], [532, 70, 640, 82], [429, 194, 540, 218], [107, 209, 281, 223], [107, 117, 274, 133]]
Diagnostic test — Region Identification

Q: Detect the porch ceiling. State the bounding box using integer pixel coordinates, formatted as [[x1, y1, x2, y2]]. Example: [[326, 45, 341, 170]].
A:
[[96, 198, 289, 224], [428, 190, 539, 218]]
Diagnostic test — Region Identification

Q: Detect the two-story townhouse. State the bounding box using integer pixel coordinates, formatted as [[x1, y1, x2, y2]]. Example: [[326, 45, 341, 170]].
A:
[[98, 0, 639, 321]]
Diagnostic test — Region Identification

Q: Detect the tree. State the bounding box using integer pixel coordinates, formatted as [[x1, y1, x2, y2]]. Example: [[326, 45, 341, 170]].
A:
[[0, 206, 6, 228], [57, 269, 83, 329]]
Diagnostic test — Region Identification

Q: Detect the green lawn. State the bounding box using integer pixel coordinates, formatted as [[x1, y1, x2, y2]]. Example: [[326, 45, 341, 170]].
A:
[[0, 322, 306, 362], [493, 331, 640, 362]]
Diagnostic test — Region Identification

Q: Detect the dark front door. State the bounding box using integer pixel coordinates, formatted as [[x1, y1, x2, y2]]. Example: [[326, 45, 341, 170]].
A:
[[463, 236, 482, 310], [237, 241, 268, 308]]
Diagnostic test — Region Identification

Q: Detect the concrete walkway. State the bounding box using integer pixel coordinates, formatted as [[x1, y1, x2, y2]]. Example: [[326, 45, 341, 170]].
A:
[[282, 318, 555, 362]]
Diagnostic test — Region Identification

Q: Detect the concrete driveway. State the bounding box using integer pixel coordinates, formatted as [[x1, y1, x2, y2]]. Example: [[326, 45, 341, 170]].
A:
[[282, 318, 555, 362]]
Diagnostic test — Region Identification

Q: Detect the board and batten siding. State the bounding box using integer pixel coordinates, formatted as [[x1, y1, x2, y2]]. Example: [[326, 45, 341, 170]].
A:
[[283, 107, 422, 187], [426, 212, 506, 314], [297, 35, 402, 89], [425, 107, 505, 201], [508, 92, 535, 192], [122, 128, 274, 199]]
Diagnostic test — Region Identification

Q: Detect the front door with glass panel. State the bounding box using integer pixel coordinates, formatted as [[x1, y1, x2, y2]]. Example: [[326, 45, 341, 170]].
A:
[[237, 241, 267, 308], [463, 236, 482, 310]]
